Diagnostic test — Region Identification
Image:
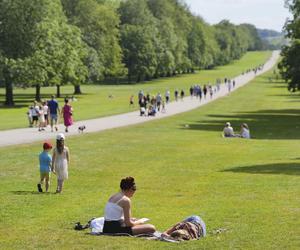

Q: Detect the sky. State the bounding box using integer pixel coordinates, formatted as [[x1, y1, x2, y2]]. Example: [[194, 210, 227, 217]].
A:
[[185, 0, 292, 32]]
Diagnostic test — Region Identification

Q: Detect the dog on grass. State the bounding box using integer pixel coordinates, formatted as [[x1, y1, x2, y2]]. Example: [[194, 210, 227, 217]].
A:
[[78, 125, 86, 133]]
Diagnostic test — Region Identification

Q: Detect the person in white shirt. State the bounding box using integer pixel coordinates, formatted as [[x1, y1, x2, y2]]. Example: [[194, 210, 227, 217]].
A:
[[43, 101, 49, 126], [240, 123, 250, 139], [223, 122, 235, 137], [103, 177, 155, 235]]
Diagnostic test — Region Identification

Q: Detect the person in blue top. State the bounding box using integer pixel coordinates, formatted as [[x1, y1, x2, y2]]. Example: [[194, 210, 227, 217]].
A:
[[47, 95, 60, 132], [37, 142, 53, 193]]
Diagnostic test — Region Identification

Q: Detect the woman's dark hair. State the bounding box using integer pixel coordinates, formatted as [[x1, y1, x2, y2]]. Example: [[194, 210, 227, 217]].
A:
[[120, 177, 136, 191], [56, 139, 64, 154]]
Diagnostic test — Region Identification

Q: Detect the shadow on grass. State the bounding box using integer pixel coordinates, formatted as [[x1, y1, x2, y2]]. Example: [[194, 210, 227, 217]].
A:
[[0, 92, 89, 109], [182, 109, 300, 140], [223, 163, 300, 176], [11, 191, 50, 195]]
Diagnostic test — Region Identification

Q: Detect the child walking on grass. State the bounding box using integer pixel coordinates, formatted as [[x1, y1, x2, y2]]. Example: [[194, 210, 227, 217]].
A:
[[51, 133, 70, 193], [37, 142, 53, 193]]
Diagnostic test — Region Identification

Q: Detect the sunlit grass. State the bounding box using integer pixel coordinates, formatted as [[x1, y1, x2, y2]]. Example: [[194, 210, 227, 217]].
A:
[[0, 65, 299, 249]]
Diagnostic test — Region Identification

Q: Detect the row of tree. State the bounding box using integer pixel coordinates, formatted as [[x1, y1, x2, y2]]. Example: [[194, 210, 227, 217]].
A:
[[0, 0, 265, 106], [279, 0, 300, 91]]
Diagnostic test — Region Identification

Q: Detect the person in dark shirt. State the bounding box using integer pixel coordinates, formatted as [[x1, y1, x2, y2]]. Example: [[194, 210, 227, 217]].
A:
[[47, 95, 60, 132]]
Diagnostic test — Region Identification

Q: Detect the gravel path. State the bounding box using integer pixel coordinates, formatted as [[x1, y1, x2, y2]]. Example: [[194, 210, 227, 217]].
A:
[[0, 51, 280, 147]]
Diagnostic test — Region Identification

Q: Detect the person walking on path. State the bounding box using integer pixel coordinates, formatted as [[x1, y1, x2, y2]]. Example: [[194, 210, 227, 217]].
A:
[[31, 101, 40, 127], [129, 95, 134, 107], [174, 89, 179, 102], [156, 93, 162, 111], [48, 95, 60, 132], [189, 86, 194, 98], [37, 142, 52, 192], [180, 89, 185, 101], [51, 133, 70, 194], [43, 101, 49, 126], [203, 85, 207, 99], [27, 106, 34, 127], [38, 104, 46, 131], [165, 90, 170, 104], [62, 99, 73, 133]]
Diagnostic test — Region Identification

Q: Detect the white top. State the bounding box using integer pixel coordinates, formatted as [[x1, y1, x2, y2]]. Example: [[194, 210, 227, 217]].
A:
[[241, 128, 250, 139], [31, 105, 39, 116], [43, 105, 49, 114], [223, 126, 234, 137], [104, 199, 124, 221]]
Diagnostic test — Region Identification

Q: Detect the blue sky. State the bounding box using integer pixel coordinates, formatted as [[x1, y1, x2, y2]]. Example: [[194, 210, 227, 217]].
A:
[[185, 0, 291, 32]]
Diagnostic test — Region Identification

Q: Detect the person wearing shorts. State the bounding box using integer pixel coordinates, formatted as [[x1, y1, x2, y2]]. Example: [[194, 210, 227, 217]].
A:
[[37, 142, 52, 192], [47, 95, 60, 132]]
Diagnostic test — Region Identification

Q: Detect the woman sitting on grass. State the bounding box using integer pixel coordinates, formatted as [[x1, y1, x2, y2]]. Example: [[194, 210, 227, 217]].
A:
[[240, 123, 251, 139], [103, 177, 156, 235]]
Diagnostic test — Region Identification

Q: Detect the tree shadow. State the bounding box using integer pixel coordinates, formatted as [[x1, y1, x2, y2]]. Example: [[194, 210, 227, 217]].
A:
[[10, 191, 50, 195], [0, 92, 88, 109], [182, 109, 300, 140], [223, 163, 300, 176]]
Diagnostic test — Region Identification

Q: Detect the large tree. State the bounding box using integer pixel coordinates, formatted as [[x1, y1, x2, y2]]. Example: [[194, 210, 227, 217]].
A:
[[279, 0, 300, 91], [0, 0, 88, 104], [62, 0, 126, 83], [119, 0, 158, 82]]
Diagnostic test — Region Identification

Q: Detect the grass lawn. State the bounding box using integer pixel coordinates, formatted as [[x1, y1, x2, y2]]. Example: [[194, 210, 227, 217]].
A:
[[0, 63, 299, 249], [0, 51, 271, 131]]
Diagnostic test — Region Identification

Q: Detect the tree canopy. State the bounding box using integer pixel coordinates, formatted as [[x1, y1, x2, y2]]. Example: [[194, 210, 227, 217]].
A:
[[279, 0, 300, 91], [0, 0, 265, 105]]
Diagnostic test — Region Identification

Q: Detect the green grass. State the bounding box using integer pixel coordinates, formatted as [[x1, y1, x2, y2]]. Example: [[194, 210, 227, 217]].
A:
[[1, 63, 299, 249], [0, 51, 271, 130]]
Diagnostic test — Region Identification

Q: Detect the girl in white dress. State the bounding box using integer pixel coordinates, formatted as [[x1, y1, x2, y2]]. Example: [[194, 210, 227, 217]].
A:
[[51, 133, 70, 193]]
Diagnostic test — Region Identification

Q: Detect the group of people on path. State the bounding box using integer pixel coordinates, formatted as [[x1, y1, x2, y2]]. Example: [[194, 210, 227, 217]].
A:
[[223, 122, 250, 138], [27, 95, 74, 133], [37, 133, 70, 194], [133, 77, 237, 117], [135, 91, 166, 117]]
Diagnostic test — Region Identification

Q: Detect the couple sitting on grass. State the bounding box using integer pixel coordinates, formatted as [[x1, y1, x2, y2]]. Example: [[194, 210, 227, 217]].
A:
[[223, 122, 250, 138], [103, 176, 206, 241]]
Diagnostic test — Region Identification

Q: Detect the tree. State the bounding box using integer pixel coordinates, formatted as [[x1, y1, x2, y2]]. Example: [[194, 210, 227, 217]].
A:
[[279, 0, 300, 91], [62, 0, 126, 83], [0, 0, 88, 104], [119, 0, 158, 82]]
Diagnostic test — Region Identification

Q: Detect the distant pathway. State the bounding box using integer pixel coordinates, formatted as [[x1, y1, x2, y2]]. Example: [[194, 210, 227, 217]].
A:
[[0, 51, 280, 147]]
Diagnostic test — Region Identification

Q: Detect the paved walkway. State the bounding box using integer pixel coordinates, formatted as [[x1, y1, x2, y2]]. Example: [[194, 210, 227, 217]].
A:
[[0, 51, 280, 147]]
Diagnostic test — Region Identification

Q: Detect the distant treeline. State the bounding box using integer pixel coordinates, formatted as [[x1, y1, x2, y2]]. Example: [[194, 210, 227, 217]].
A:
[[0, 0, 265, 105], [256, 28, 287, 50]]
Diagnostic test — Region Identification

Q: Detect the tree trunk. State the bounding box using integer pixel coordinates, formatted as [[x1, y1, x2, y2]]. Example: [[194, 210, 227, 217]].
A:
[[73, 85, 82, 94], [128, 74, 131, 83], [4, 68, 14, 106], [35, 84, 41, 101], [56, 85, 61, 98], [4, 80, 14, 106]]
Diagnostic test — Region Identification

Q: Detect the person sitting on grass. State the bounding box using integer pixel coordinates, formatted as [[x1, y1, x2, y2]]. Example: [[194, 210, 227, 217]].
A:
[[223, 122, 235, 137], [162, 215, 206, 241], [102, 177, 156, 236], [240, 123, 251, 139], [148, 105, 156, 116], [37, 142, 53, 193]]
